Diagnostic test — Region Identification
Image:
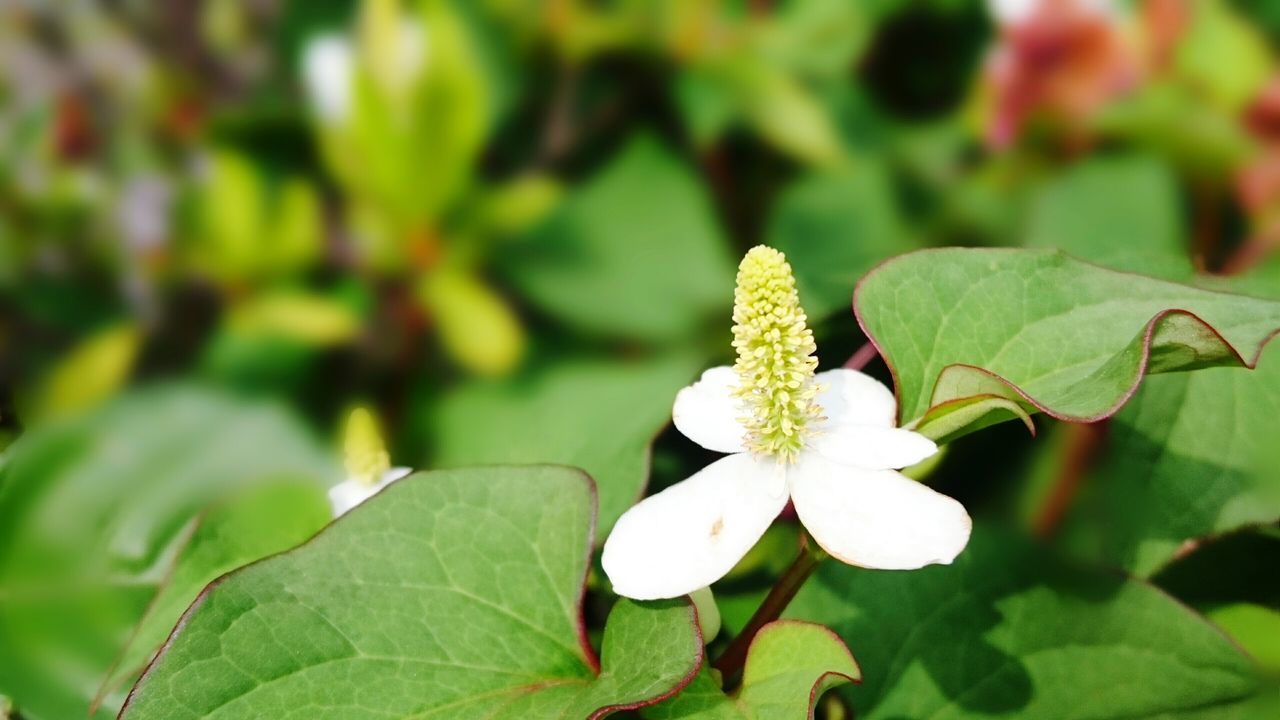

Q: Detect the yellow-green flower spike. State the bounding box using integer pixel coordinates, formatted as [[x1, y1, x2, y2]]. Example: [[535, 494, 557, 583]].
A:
[[343, 406, 391, 486], [731, 245, 821, 462]]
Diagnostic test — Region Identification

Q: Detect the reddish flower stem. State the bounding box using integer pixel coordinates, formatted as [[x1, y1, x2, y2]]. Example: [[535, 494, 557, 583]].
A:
[[712, 535, 826, 685], [1033, 420, 1109, 537], [844, 342, 880, 372]]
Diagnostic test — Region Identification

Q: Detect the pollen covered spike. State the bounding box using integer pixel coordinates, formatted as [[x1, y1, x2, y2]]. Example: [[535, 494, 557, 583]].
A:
[[731, 245, 820, 461], [343, 406, 391, 486]]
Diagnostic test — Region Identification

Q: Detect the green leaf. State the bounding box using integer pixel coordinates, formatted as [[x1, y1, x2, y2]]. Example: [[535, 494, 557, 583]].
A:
[[644, 621, 860, 719], [119, 467, 703, 719], [426, 353, 703, 534], [1025, 179, 1280, 576], [1063, 354, 1280, 576], [787, 525, 1272, 719], [417, 269, 526, 376], [854, 248, 1280, 441], [28, 323, 140, 422], [766, 163, 913, 320], [96, 481, 332, 708], [1204, 604, 1280, 674], [191, 151, 322, 284], [1026, 155, 1191, 278], [1175, 0, 1273, 114], [503, 134, 736, 342], [0, 385, 339, 720], [225, 290, 361, 346]]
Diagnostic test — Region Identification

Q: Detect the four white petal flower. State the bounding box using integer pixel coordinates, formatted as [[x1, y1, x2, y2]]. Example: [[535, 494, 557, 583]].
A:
[[602, 366, 972, 600]]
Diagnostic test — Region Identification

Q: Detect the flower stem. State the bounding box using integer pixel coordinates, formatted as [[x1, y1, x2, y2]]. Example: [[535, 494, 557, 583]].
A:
[[712, 533, 826, 684], [844, 342, 880, 372]]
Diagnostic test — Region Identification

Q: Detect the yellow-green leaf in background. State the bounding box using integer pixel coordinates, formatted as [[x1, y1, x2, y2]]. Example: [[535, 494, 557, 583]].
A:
[[417, 268, 526, 376], [29, 323, 140, 422]]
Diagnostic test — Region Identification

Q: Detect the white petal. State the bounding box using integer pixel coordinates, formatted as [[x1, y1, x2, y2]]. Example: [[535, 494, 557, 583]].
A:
[[302, 34, 353, 125], [789, 453, 971, 570], [602, 453, 788, 600], [814, 368, 898, 428], [810, 424, 937, 470], [672, 366, 747, 454], [329, 466, 413, 517]]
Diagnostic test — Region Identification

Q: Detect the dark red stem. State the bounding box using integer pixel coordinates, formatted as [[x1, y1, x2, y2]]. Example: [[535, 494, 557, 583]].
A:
[[712, 535, 826, 684]]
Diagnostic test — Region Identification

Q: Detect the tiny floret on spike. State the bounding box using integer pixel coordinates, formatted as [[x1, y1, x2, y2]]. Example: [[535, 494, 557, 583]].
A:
[[343, 406, 391, 486], [731, 245, 821, 461]]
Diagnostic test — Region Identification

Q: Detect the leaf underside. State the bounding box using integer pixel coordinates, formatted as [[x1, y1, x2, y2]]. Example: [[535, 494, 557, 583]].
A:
[[855, 248, 1280, 441]]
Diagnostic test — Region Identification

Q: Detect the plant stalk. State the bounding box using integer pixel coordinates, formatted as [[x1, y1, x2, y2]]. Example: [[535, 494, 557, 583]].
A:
[[712, 533, 826, 684]]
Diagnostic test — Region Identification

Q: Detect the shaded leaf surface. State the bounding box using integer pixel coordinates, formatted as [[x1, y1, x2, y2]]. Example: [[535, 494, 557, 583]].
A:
[[119, 467, 703, 719], [786, 525, 1270, 719], [1024, 165, 1280, 576]]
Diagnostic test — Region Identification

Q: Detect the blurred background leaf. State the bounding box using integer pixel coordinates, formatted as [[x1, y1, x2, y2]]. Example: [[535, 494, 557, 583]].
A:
[[0, 386, 338, 720]]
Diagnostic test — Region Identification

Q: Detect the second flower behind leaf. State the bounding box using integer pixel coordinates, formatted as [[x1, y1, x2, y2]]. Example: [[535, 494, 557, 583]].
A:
[[602, 246, 972, 601]]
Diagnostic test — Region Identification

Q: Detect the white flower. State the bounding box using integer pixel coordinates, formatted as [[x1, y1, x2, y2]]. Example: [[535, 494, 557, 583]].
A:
[[329, 406, 410, 517], [302, 34, 354, 125], [601, 247, 972, 601], [329, 465, 412, 517]]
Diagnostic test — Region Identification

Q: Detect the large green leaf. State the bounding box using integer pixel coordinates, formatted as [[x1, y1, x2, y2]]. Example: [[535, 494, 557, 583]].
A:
[[0, 386, 339, 720], [644, 620, 859, 719], [1023, 162, 1280, 572], [119, 467, 704, 719], [1062, 353, 1280, 577], [786, 525, 1275, 719], [854, 248, 1280, 441], [503, 134, 736, 342], [426, 353, 703, 535], [766, 163, 914, 321], [1023, 160, 1280, 575], [97, 482, 333, 708]]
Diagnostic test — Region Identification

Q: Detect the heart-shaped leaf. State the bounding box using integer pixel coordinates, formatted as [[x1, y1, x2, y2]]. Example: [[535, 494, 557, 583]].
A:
[[0, 385, 339, 720], [425, 353, 703, 535], [119, 466, 704, 719], [855, 247, 1280, 441], [786, 525, 1275, 719], [643, 620, 859, 719]]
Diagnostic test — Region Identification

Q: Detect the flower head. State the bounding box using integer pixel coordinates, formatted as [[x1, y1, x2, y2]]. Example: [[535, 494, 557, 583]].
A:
[[330, 406, 412, 517], [343, 406, 391, 486], [602, 246, 972, 600], [731, 246, 821, 461]]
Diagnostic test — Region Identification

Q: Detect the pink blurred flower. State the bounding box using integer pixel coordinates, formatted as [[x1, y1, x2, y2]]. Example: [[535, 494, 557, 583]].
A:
[[984, 0, 1139, 148]]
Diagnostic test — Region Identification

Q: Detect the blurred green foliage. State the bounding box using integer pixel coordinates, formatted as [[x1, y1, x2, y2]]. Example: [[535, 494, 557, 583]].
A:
[[2, 0, 1280, 718]]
